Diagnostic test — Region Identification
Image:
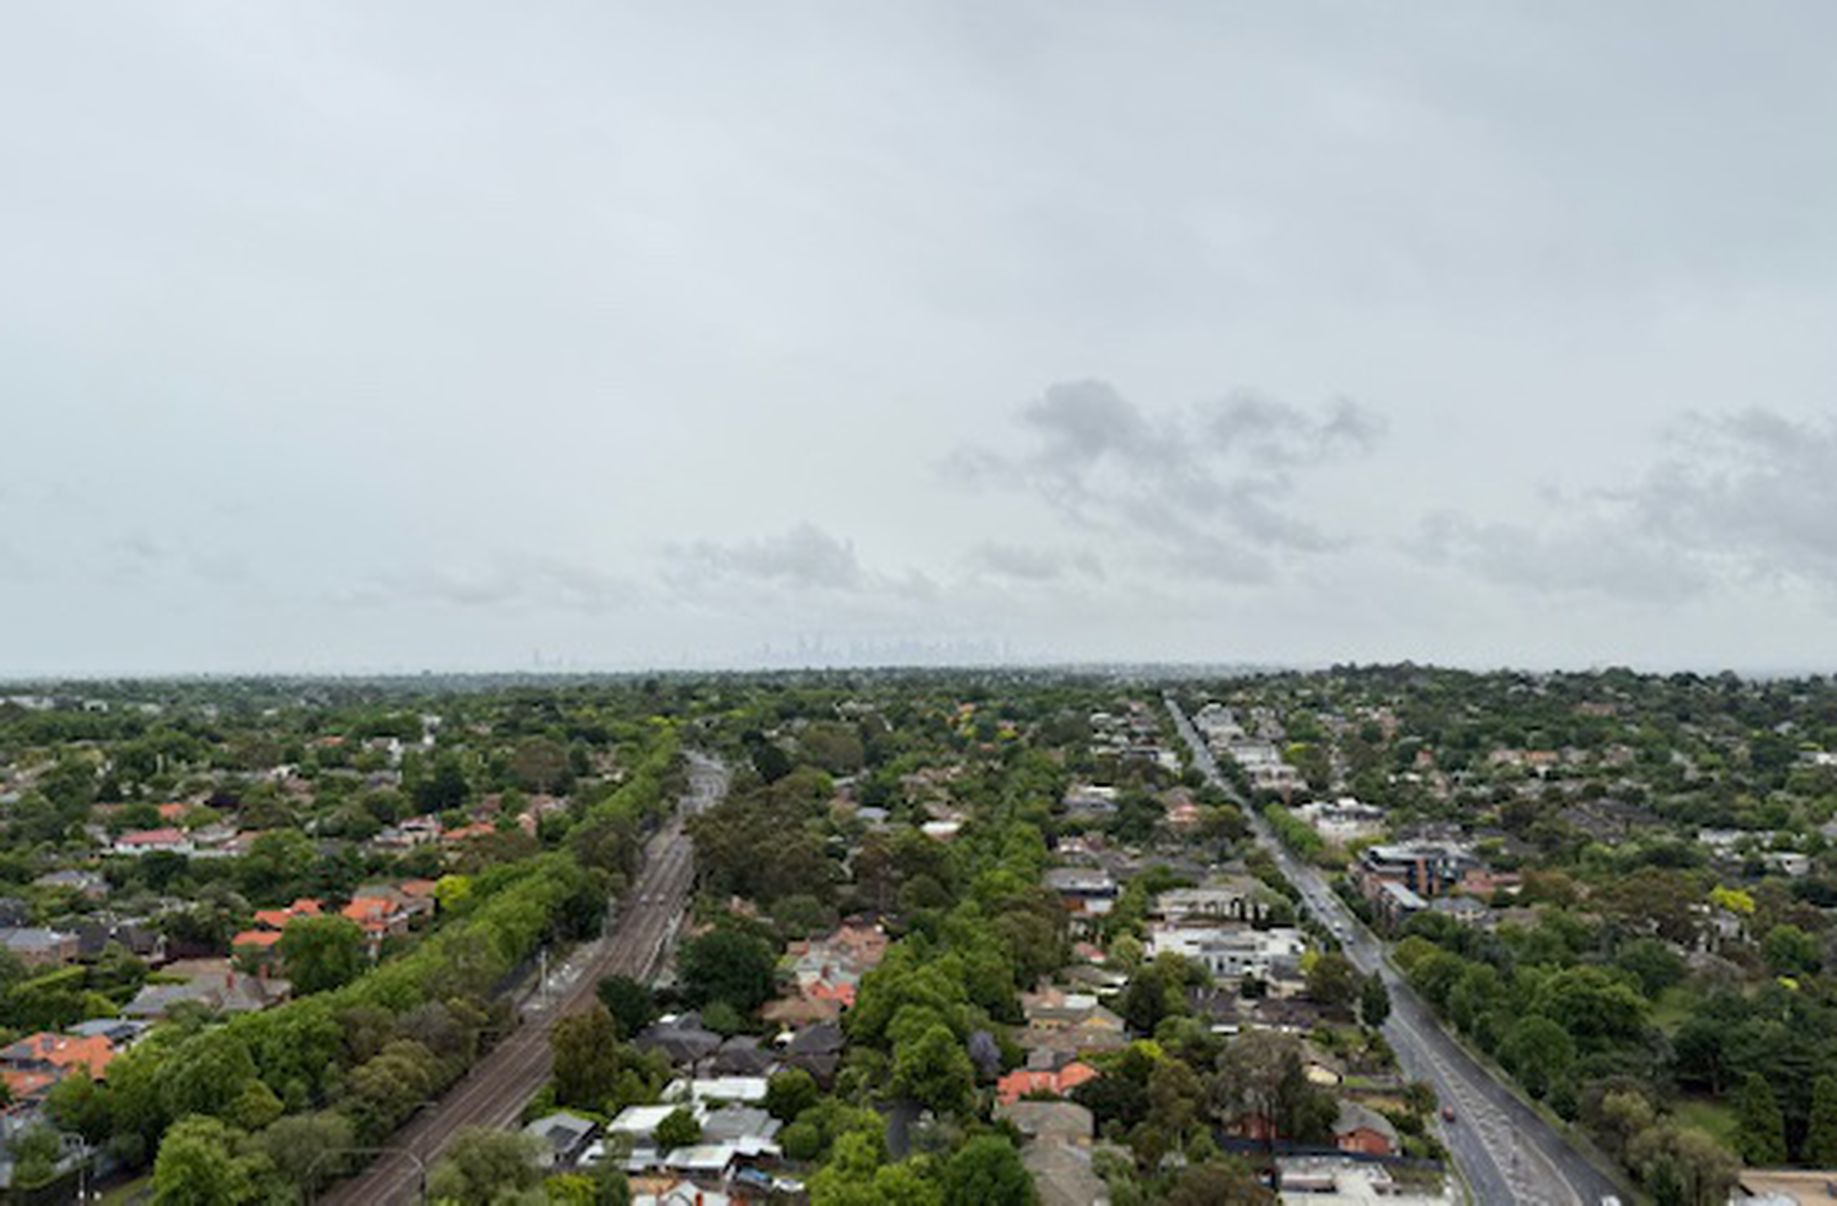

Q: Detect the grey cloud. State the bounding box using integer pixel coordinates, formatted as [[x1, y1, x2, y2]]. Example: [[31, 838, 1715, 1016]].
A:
[[664, 523, 865, 593], [1163, 535, 1276, 586], [103, 533, 166, 583], [105, 532, 248, 588], [349, 553, 635, 613], [1201, 392, 1386, 466], [954, 379, 1384, 578], [967, 542, 1105, 583], [1412, 510, 1709, 603], [11, 2, 1837, 673], [1417, 407, 1837, 600], [1021, 380, 1178, 473], [1634, 410, 1837, 581], [185, 551, 252, 586]]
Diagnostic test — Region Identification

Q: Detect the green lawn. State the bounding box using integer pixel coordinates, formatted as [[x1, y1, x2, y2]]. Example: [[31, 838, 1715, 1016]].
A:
[[98, 1174, 152, 1205], [1652, 985, 1700, 1033], [1674, 1096, 1740, 1149]]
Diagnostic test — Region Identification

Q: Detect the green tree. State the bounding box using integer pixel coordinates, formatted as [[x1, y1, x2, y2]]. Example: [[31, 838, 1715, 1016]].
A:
[[158, 1029, 259, 1122], [1735, 1071, 1788, 1165], [1631, 1123, 1739, 1206], [153, 1116, 250, 1206], [1119, 962, 1178, 1035], [233, 1078, 284, 1131], [781, 1119, 823, 1162], [941, 1135, 1032, 1206], [1805, 1075, 1837, 1166], [1306, 952, 1359, 1015], [279, 914, 368, 995], [868, 1161, 945, 1206], [9, 1124, 62, 1189], [1762, 924, 1821, 977], [678, 926, 777, 1013], [655, 1107, 702, 1152], [553, 1005, 625, 1109], [1614, 938, 1686, 998], [240, 829, 314, 901], [46, 1071, 110, 1143], [800, 723, 867, 775], [596, 974, 657, 1038], [1592, 1090, 1655, 1164], [415, 753, 471, 813], [1214, 1030, 1313, 1144], [1498, 1016, 1575, 1100], [1167, 1160, 1272, 1205], [255, 1111, 356, 1199], [766, 1067, 822, 1123], [891, 1023, 976, 1115], [426, 1127, 545, 1205], [1530, 966, 1647, 1052], [1359, 973, 1391, 1028], [510, 737, 572, 793], [808, 1130, 884, 1206]]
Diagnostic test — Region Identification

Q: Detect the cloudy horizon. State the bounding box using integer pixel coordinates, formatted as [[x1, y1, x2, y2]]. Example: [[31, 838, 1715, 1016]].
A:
[[6, 3, 1837, 677]]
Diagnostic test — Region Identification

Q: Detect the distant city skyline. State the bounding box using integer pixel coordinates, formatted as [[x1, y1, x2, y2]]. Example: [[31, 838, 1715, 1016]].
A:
[[6, 3, 1837, 674]]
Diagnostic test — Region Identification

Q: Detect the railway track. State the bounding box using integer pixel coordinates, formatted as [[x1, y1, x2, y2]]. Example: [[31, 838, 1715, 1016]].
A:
[[323, 758, 721, 1205]]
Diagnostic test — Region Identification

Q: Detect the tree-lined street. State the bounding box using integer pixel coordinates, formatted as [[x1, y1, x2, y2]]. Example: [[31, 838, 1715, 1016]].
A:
[[1168, 698, 1622, 1206]]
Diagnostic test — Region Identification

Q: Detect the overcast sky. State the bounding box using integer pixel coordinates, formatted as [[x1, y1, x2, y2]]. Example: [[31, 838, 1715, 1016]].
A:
[[6, 2, 1837, 675]]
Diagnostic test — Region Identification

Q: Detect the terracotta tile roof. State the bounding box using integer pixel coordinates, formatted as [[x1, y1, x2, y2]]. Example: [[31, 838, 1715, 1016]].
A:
[[341, 897, 399, 932], [117, 827, 186, 846], [252, 899, 322, 930], [1, 1031, 116, 1079], [995, 1061, 1098, 1106], [3, 1067, 56, 1101]]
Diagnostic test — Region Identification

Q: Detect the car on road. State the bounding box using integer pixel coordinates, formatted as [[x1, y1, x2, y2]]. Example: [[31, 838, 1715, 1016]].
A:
[[1442, 1106, 1456, 1122]]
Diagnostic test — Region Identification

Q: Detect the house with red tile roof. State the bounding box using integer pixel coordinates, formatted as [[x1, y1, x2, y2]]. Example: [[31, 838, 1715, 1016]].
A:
[[252, 899, 322, 930], [1333, 1102, 1399, 1156], [441, 821, 498, 844], [339, 887, 434, 953], [995, 1061, 1098, 1106], [2, 1067, 56, 1105], [1, 1032, 115, 1080], [112, 827, 193, 856], [0, 1032, 116, 1105]]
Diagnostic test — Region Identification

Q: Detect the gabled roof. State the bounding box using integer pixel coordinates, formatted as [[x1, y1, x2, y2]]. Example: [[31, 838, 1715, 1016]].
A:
[[785, 1021, 844, 1056], [117, 827, 187, 846], [995, 1061, 1098, 1106], [252, 899, 322, 930], [0, 1032, 115, 1079], [1334, 1100, 1398, 1143]]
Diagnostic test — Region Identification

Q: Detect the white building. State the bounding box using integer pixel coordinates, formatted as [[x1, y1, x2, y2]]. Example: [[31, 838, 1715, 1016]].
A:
[[1275, 1156, 1452, 1204], [1146, 924, 1306, 981], [1293, 797, 1386, 843]]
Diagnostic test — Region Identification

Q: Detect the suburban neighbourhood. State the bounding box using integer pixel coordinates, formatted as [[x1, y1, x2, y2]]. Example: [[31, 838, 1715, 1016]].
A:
[[0, 668, 1831, 1203]]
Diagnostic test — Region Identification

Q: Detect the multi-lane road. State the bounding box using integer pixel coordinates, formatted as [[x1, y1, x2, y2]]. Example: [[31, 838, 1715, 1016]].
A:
[[324, 753, 727, 1206], [1166, 700, 1622, 1206]]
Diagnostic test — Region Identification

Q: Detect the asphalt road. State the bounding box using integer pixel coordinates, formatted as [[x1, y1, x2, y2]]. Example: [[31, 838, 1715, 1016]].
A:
[[1165, 700, 1622, 1206], [323, 753, 727, 1206]]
